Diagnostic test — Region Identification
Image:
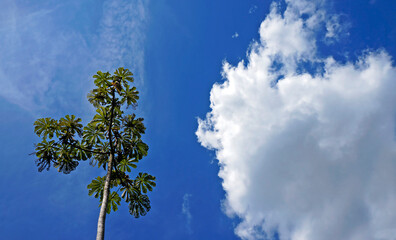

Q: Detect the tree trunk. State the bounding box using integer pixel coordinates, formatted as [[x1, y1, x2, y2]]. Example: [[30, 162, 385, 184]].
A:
[[96, 153, 114, 240], [96, 88, 116, 240]]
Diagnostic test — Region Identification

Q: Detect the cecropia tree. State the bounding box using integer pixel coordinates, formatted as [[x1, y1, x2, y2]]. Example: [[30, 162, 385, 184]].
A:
[[33, 67, 156, 240]]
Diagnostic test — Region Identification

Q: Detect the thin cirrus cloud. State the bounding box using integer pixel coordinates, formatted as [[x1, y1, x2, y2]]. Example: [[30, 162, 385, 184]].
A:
[[182, 193, 193, 234], [197, 0, 396, 240], [95, 0, 148, 79], [0, 0, 147, 113]]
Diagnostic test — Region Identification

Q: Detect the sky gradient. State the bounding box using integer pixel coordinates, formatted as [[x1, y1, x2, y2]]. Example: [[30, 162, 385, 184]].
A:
[[1, 0, 396, 239]]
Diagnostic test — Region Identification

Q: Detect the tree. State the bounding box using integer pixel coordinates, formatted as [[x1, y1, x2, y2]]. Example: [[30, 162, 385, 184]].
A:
[[32, 67, 156, 240]]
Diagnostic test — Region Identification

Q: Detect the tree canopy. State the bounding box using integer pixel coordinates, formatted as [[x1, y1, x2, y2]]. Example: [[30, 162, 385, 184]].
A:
[[33, 67, 156, 240]]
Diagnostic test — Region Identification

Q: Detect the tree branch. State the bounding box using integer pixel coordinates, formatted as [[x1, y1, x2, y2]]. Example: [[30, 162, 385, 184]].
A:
[[69, 142, 109, 155], [39, 140, 110, 156]]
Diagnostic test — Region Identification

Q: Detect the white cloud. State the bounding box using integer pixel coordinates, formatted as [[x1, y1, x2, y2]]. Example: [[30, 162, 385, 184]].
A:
[[197, 0, 396, 240], [0, 2, 78, 112], [182, 193, 193, 234], [249, 5, 258, 14], [325, 15, 340, 39], [324, 14, 350, 44], [232, 32, 239, 39], [95, 0, 148, 81]]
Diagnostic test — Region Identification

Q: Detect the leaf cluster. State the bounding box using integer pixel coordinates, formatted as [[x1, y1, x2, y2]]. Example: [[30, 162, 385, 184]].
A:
[[33, 115, 88, 174], [87, 172, 156, 217], [33, 67, 156, 218], [88, 68, 139, 109]]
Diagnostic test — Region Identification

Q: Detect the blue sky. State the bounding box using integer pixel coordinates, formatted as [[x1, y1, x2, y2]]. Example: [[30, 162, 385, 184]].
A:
[[0, 0, 396, 239]]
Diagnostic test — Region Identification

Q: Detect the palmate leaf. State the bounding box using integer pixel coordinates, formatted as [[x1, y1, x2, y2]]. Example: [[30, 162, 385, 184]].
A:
[[88, 87, 111, 107], [135, 173, 156, 194], [117, 158, 138, 172], [128, 193, 151, 218], [34, 139, 57, 172], [57, 115, 83, 145], [136, 142, 148, 158], [120, 185, 138, 202], [88, 176, 106, 199], [90, 142, 110, 168], [121, 85, 139, 108], [91, 107, 110, 127], [88, 175, 119, 199], [59, 115, 83, 136], [114, 67, 134, 87], [88, 177, 121, 214], [54, 158, 79, 174], [53, 146, 79, 174], [106, 192, 121, 214], [121, 138, 148, 160], [122, 114, 146, 139], [72, 141, 92, 161], [83, 123, 105, 146], [34, 118, 59, 139], [93, 71, 111, 88]]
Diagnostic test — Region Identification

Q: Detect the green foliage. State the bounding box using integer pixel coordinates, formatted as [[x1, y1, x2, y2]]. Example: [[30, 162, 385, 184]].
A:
[[129, 193, 151, 218], [118, 158, 138, 172], [33, 67, 156, 218], [107, 192, 121, 214], [135, 173, 156, 194]]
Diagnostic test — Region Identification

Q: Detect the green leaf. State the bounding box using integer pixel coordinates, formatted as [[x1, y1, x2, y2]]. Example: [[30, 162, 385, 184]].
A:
[[88, 176, 106, 199], [117, 158, 138, 172], [73, 141, 90, 161], [34, 139, 57, 172], [83, 123, 105, 146], [135, 172, 156, 194], [121, 85, 139, 108], [136, 142, 148, 157], [87, 175, 119, 199], [93, 71, 111, 88], [53, 146, 79, 174], [114, 67, 134, 87], [91, 107, 110, 126], [58, 115, 83, 144], [88, 87, 111, 107], [128, 193, 151, 218], [90, 142, 110, 168], [106, 192, 121, 214], [33, 118, 58, 139], [122, 114, 146, 139]]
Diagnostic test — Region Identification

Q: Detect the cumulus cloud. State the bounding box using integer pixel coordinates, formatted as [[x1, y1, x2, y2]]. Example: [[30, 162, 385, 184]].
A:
[[197, 0, 396, 240]]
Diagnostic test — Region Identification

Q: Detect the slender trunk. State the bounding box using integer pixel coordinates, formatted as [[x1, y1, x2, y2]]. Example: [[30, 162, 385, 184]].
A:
[[96, 88, 116, 240], [96, 153, 114, 240]]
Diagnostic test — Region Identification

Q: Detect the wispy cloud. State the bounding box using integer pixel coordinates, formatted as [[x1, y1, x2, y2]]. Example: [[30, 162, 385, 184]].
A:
[[182, 193, 193, 234], [0, 2, 72, 112], [95, 0, 148, 81], [232, 32, 239, 39], [197, 0, 396, 239], [249, 5, 258, 14], [0, 0, 148, 114], [324, 14, 350, 44]]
